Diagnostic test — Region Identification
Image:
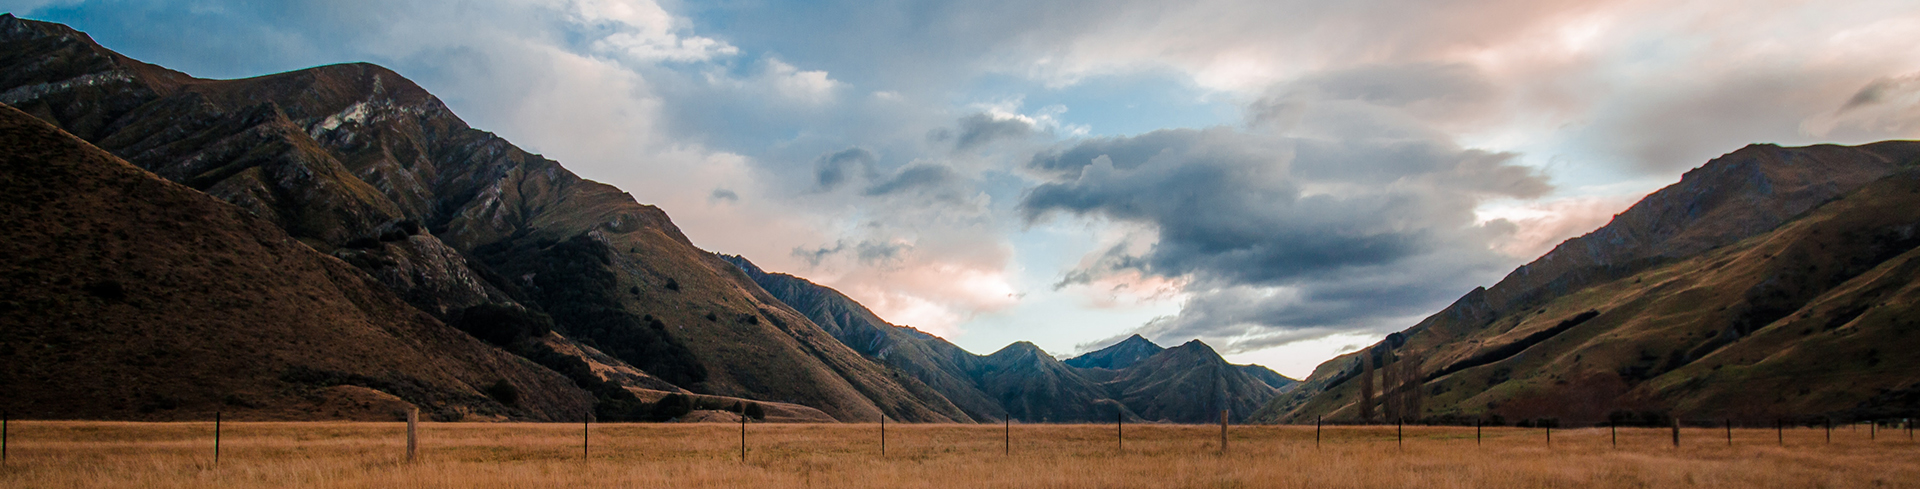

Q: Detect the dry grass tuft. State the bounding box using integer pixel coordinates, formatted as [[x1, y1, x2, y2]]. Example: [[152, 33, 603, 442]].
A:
[[1, 421, 1916, 488]]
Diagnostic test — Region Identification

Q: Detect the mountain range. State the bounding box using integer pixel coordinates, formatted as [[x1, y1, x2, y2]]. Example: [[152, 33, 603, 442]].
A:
[[0, 14, 1291, 424], [12, 14, 1911, 427]]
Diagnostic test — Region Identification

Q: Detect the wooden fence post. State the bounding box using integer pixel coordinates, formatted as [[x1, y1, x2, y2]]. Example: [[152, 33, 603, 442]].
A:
[[1725, 419, 1732, 447], [407, 407, 418, 463], [1315, 416, 1321, 449], [214, 411, 221, 467], [741, 409, 747, 463], [583, 413, 590, 461], [1671, 418, 1680, 448], [1004, 418, 1010, 456], [1476, 418, 1481, 446], [879, 415, 885, 456], [2, 411, 7, 466], [1220, 410, 1229, 455], [1117, 411, 1123, 451], [1546, 424, 1551, 448], [1826, 419, 1832, 445], [1611, 422, 1617, 448], [1396, 419, 1403, 450]]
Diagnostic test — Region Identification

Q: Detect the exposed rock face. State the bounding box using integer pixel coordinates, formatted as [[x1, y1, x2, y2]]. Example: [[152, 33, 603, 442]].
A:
[[0, 14, 963, 422], [1064, 335, 1164, 370], [1259, 141, 1920, 425], [0, 102, 592, 421]]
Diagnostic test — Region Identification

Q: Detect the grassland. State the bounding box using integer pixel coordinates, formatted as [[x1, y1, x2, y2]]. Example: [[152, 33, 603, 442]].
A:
[[1, 421, 1917, 488]]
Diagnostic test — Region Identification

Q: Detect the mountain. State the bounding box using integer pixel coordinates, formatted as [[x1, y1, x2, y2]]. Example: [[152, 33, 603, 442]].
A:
[[726, 254, 1297, 423], [1098, 341, 1280, 423], [973, 342, 1135, 422], [1236, 364, 1299, 392], [1257, 141, 1920, 426], [1064, 335, 1164, 370], [719, 255, 997, 422], [0, 102, 593, 421], [0, 14, 965, 422]]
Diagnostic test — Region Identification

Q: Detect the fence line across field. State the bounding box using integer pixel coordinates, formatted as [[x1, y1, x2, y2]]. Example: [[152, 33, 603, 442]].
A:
[[0, 414, 1914, 467]]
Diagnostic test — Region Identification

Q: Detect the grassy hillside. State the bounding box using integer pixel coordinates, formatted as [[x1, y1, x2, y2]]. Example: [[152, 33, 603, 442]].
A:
[[1260, 142, 1920, 426], [0, 102, 592, 421], [0, 13, 961, 422]]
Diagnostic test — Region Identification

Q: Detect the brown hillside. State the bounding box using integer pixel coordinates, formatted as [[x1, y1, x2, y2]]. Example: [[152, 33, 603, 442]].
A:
[[1259, 142, 1920, 425], [0, 102, 593, 421], [0, 14, 962, 422]]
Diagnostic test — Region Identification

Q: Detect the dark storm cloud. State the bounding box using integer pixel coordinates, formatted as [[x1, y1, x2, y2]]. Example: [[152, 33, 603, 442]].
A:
[[1021, 121, 1545, 345], [814, 147, 878, 191]]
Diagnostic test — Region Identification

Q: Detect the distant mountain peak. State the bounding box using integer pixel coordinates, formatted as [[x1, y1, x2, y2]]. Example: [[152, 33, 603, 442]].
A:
[[1064, 334, 1165, 370]]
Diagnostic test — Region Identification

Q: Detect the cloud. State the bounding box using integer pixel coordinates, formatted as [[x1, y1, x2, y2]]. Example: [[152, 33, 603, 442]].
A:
[[863, 164, 962, 197], [945, 112, 1036, 151], [814, 147, 877, 190], [709, 188, 740, 203], [1804, 72, 1920, 138], [1020, 74, 1551, 348], [571, 0, 738, 62]]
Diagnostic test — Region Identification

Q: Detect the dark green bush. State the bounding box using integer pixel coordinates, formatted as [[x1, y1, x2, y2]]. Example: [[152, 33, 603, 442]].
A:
[[485, 379, 521, 406]]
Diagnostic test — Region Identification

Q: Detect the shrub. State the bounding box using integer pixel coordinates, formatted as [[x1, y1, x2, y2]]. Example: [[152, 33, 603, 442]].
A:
[[651, 394, 693, 420], [450, 303, 555, 346], [485, 379, 521, 406], [744, 402, 766, 420]]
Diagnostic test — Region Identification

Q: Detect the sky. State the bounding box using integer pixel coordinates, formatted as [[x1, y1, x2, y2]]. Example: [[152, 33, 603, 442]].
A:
[[9, 0, 1920, 378]]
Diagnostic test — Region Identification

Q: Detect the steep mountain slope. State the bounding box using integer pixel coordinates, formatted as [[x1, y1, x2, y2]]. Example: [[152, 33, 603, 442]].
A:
[[0, 14, 962, 422], [1258, 141, 1920, 425], [720, 255, 992, 422], [1099, 341, 1278, 423], [0, 102, 592, 421], [972, 342, 1136, 422], [1237, 365, 1299, 392], [1064, 335, 1164, 370]]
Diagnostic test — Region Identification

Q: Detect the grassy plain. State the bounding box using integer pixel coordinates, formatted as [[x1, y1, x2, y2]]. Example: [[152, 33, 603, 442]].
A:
[[1, 421, 1917, 488]]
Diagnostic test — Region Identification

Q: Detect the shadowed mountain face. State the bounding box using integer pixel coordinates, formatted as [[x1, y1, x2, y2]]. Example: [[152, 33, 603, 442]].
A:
[[1102, 341, 1282, 423], [1064, 335, 1164, 370], [0, 102, 593, 421], [0, 14, 966, 423], [726, 255, 1298, 423], [1259, 141, 1920, 426]]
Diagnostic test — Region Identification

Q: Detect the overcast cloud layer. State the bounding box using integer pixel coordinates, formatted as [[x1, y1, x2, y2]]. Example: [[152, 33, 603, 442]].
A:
[[11, 0, 1920, 376]]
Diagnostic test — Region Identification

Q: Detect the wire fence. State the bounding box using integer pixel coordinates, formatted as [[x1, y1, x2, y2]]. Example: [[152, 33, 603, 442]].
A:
[[0, 409, 1912, 468]]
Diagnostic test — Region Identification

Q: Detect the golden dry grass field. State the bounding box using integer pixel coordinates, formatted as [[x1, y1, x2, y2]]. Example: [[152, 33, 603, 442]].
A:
[[1, 420, 1917, 488]]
